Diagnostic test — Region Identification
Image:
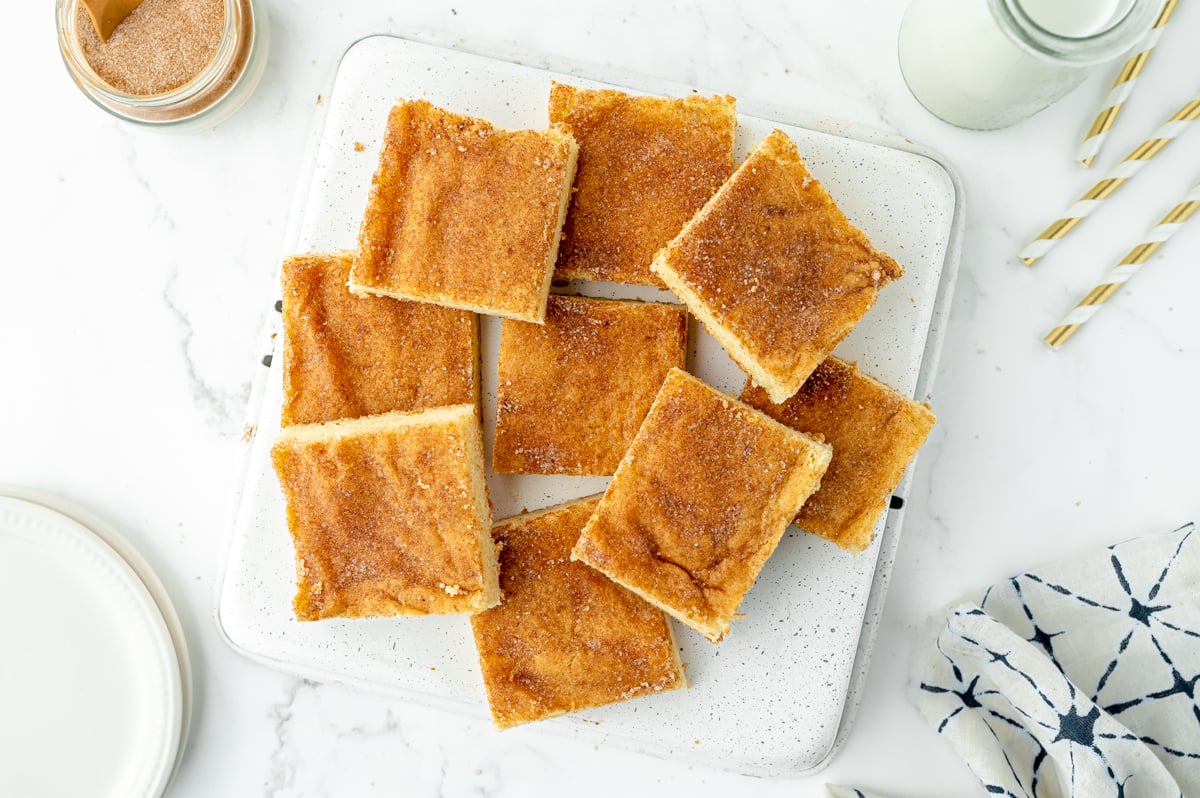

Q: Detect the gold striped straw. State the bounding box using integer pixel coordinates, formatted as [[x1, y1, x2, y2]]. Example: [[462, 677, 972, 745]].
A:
[[1076, 0, 1179, 168], [1045, 179, 1200, 349], [1018, 96, 1200, 267]]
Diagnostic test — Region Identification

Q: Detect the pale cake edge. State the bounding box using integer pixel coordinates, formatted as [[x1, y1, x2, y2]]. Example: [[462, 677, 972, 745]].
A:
[[652, 254, 808, 403], [571, 533, 731, 643], [462, 406, 500, 611], [346, 282, 544, 324], [662, 613, 689, 688], [492, 493, 604, 531], [531, 126, 580, 323], [274, 403, 476, 445]]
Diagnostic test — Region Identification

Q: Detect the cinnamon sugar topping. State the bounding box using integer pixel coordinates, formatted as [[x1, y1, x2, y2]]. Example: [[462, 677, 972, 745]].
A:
[[75, 0, 225, 95]]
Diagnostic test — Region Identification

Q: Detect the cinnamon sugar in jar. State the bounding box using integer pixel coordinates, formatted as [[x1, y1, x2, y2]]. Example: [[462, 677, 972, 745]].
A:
[[57, 0, 269, 130]]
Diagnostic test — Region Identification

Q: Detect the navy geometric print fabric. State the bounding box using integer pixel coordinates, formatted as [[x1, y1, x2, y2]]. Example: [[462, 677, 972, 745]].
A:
[[917, 524, 1199, 797]]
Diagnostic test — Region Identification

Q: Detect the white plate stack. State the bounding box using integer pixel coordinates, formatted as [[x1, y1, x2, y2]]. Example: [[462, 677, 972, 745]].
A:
[[0, 487, 191, 798]]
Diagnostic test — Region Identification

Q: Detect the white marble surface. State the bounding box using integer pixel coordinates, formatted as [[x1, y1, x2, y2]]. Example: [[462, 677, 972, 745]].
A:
[[4, 1, 1199, 796]]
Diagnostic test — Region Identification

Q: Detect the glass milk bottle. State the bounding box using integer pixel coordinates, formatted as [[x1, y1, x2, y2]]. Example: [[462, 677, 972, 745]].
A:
[[898, 0, 1159, 129]]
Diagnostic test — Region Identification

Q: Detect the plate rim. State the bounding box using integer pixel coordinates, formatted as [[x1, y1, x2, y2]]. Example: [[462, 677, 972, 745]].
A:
[[0, 486, 195, 794], [0, 492, 184, 798]]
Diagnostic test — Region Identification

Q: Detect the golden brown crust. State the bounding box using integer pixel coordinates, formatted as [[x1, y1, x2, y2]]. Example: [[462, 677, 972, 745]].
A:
[[741, 357, 936, 553], [549, 83, 736, 287], [270, 406, 497, 620], [571, 368, 831, 642], [651, 129, 903, 403], [280, 252, 478, 426], [471, 496, 687, 729], [349, 100, 578, 322], [493, 295, 688, 476]]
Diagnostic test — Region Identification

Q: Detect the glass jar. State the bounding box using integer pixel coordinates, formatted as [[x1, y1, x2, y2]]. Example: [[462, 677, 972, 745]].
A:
[[56, 0, 269, 131], [898, 0, 1158, 130]]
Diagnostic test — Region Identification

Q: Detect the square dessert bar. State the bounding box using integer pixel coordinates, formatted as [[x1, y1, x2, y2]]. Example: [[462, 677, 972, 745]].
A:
[[280, 252, 478, 426], [571, 368, 831, 642], [349, 99, 578, 323], [549, 83, 736, 287], [271, 405, 497, 620], [493, 294, 687, 476], [651, 129, 904, 403], [741, 357, 936, 553], [471, 497, 686, 729]]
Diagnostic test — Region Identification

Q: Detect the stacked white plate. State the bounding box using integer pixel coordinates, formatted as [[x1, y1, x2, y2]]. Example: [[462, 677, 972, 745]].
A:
[[0, 487, 191, 798]]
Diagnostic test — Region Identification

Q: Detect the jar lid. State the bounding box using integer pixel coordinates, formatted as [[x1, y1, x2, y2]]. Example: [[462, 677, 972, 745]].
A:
[[993, 0, 1159, 65]]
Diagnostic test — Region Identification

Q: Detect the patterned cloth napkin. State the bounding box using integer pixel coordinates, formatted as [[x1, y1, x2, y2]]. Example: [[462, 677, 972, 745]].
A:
[[917, 523, 1200, 797]]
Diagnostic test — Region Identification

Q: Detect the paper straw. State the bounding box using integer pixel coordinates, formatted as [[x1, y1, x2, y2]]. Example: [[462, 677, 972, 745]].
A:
[[1018, 97, 1200, 267], [1044, 179, 1200, 349], [1076, 0, 1179, 168]]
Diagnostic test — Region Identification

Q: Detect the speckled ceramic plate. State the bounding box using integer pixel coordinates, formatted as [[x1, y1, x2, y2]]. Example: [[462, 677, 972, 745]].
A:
[[217, 33, 962, 777]]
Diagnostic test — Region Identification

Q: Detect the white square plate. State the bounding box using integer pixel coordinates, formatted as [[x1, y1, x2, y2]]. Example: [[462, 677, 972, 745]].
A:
[[217, 34, 962, 776]]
